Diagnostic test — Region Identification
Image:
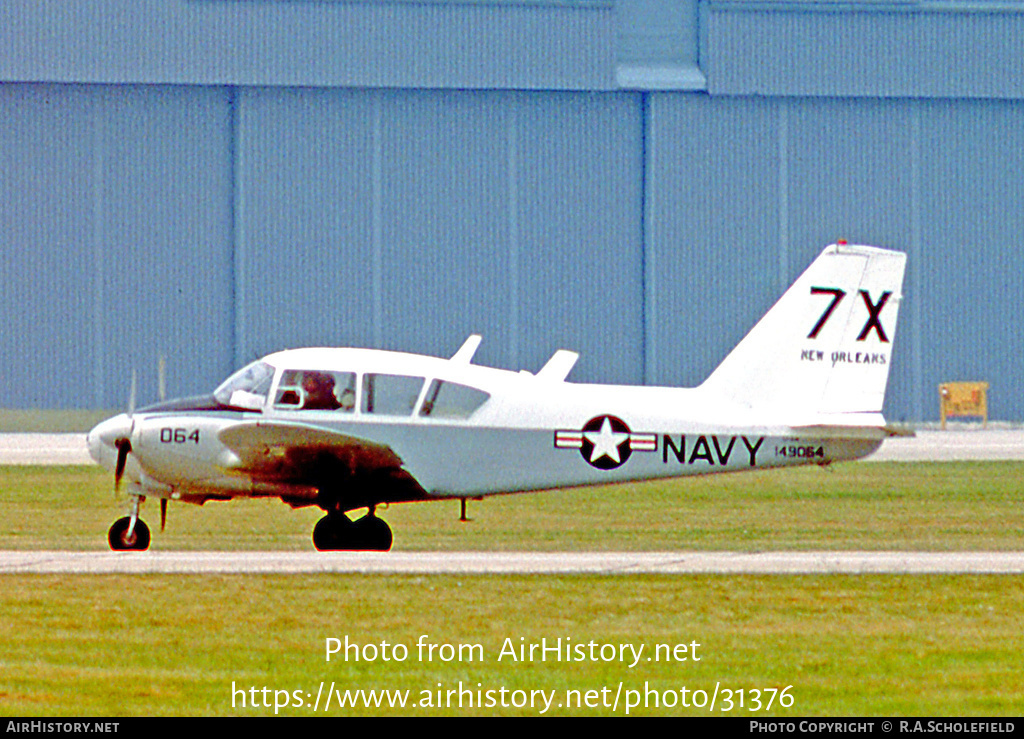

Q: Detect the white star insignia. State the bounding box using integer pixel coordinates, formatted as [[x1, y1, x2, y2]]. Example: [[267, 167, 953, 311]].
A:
[[584, 417, 629, 464]]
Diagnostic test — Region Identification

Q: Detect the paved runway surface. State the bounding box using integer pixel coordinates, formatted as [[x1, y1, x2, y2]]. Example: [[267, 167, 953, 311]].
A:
[[4, 550, 1024, 574], [0, 433, 93, 465], [1, 429, 1021, 575], [864, 428, 1024, 461]]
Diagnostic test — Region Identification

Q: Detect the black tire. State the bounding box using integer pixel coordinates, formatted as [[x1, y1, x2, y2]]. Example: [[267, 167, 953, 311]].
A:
[[312, 512, 391, 551], [352, 514, 393, 552], [312, 513, 352, 551], [108, 516, 151, 551]]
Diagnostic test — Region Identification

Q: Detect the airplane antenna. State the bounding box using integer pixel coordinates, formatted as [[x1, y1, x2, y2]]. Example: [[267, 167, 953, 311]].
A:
[[451, 335, 482, 364], [157, 354, 167, 402], [128, 369, 137, 417]]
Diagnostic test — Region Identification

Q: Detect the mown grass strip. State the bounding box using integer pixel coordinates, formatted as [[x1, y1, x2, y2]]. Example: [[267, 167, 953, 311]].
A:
[[0, 462, 1021, 551], [0, 574, 1021, 716]]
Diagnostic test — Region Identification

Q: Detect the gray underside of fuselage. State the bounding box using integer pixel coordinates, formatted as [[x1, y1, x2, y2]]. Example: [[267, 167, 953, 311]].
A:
[[327, 423, 882, 497]]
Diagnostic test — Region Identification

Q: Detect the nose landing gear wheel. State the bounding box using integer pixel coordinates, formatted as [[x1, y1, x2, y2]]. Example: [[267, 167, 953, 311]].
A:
[[108, 516, 151, 551]]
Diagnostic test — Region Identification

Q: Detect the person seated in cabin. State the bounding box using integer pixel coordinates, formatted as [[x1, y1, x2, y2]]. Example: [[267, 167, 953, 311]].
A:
[[301, 371, 341, 410], [338, 386, 356, 411]]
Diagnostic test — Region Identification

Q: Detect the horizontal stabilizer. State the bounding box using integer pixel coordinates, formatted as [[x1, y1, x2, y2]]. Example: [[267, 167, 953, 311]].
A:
[[790, 423, 888, 441]]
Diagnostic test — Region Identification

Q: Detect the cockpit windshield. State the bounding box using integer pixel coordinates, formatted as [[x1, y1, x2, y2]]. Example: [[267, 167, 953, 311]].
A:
[[213, 361, 275, 410]]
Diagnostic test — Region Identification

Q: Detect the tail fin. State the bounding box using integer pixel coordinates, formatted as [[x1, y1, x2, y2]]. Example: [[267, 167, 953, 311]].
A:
[[700, 243, 906, 423]]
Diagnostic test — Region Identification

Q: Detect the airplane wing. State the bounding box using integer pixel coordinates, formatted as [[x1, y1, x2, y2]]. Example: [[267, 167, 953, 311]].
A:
[[217, 421, 429, 509]]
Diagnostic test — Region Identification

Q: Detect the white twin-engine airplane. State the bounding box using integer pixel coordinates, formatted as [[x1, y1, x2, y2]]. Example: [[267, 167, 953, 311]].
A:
[[88, 243, 906, 552]]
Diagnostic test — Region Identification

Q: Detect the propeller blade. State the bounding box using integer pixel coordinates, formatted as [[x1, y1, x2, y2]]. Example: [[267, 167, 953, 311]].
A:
[[160, 498, 167, 532], [114, 437, 132, 494]]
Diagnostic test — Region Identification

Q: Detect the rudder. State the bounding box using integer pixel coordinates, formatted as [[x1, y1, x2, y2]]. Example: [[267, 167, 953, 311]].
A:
[[699, 243, 906, 423]]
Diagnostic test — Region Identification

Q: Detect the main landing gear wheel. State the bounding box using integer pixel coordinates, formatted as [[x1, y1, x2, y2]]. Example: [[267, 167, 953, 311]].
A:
[[312, 512, 392, 552], [108, 516, 151, 551], [352, 514, 393, 551], [312, 513, 351, 551]]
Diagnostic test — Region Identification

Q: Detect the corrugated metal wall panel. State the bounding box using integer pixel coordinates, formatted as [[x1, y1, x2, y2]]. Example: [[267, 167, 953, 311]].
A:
[[3, 0, 1024, 420], [783, 99, 914, 261], [644, 92, 1024, 421], [645, 93, 782, 389], [236, 88, 643, 383], [0, 84, 234, 408], [230, 89, 1024, 423], [617, 0, 699, 64], [919, 99, 1024, 422], [93, 85, 235, 407], [645, 94, 922, 420], [703, 2, 1024, 99], [0, 85, 99, 408], [236, 88, 379, 363], [514, 92, 644, 384], [0, 0, 615, 91], [378, 91, 515, 367], [781, 98, 918, 421]]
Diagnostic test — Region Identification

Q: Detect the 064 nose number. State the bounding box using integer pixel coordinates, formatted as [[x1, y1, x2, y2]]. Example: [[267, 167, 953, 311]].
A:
[[160, 428, 200, 444]]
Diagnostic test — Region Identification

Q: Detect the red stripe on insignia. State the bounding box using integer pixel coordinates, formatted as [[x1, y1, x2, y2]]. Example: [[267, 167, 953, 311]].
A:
[[629, 433, 657, 451], [555, 431, 584, 448]]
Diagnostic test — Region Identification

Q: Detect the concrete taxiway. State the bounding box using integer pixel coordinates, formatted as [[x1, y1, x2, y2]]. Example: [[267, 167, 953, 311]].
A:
[[865, 428, 1024, 461], [0, 433, 92, 465], [3, 550, 1024, 575]]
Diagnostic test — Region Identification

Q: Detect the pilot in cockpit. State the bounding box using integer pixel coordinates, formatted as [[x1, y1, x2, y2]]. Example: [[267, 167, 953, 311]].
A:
[[301, 372, 342, 410], [338, 386, 355, 411]]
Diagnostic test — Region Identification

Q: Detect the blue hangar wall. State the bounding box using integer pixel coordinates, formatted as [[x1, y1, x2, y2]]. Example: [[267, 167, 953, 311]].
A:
[[1, 0, 1022, 422]]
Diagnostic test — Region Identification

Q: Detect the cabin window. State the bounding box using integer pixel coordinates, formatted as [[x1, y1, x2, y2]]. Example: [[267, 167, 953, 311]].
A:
[[361, 373, 424, 416], [274, 370, 356, 411], [419, 380, 490, 419]]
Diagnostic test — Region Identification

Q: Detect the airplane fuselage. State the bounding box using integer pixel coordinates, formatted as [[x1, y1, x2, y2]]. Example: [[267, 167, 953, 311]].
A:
[[88, 356, 883, 506], [87, 243, 905, 550]]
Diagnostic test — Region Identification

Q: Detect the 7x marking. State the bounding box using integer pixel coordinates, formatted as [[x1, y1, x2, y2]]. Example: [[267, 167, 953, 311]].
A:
[[808, 286, 892, 343]]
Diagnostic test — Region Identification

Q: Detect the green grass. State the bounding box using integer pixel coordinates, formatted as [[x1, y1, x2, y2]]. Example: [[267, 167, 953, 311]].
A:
[[1, 462, 1022, 716], [0, 462, 1021, 551], [0, 574, 1021, 716]]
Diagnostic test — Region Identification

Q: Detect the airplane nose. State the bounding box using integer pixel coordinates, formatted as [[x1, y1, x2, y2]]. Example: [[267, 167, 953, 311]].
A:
[[87, 414, 133, 465]]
